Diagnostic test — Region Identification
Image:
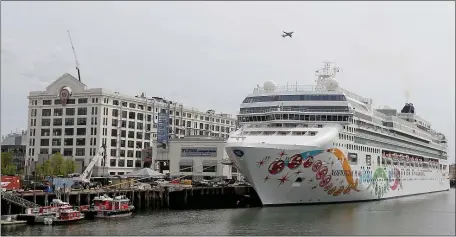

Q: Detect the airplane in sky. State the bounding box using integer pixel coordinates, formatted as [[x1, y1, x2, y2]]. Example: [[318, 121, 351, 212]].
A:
[[282, 31, 294, 38]]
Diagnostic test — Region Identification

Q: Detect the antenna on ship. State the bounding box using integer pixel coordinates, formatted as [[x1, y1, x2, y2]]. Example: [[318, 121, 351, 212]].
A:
[[315, 61, 341, 91], [67, 30, 81, 82]]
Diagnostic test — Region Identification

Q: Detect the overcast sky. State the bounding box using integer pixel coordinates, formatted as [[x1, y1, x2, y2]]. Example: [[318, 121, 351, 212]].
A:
[[1, 1, 454, 162]]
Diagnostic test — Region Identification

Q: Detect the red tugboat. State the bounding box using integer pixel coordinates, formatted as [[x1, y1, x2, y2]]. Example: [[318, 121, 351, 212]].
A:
[[82, 194, 134, 219], [34, 199, 84, 225]]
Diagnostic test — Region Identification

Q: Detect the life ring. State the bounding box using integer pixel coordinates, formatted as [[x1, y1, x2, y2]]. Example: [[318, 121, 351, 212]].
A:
[[319, 175, 332, 187], [311, 160, 323, 172], [303, 156, 314, 168], [316, 166, 328, 180]]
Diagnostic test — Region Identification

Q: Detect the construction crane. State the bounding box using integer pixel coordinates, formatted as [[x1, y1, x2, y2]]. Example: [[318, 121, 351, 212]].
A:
[[67, 30, 81, 81]]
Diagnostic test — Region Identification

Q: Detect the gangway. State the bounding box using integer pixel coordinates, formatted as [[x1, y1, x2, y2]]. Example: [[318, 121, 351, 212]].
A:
[[0, 190, 41, 208]]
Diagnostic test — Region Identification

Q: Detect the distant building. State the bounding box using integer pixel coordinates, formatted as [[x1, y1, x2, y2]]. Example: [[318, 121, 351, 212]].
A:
[[147, 136, 244, 181], [26, 73, 237, 175], [1, 131, 28, 172], [450, 164, 456, 180]]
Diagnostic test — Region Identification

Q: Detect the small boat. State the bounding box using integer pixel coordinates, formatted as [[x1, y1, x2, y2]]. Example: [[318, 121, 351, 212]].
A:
[[34, 199, 84, 225], [83, 194, 134, 219]]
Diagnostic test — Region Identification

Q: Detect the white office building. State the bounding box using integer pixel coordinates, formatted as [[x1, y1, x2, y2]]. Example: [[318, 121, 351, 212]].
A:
[[26, 73, 237, 175]]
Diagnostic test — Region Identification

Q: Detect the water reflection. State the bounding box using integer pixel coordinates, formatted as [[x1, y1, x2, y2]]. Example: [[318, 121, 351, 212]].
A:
[[2, 189, 454, 236]]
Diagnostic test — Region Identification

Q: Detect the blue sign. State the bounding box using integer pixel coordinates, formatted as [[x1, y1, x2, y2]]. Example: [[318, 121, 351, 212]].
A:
[[157, 112, 169, 144]]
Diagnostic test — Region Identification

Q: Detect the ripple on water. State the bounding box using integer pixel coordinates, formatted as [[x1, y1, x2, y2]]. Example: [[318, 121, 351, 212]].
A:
[[2, 189, 455, 236]]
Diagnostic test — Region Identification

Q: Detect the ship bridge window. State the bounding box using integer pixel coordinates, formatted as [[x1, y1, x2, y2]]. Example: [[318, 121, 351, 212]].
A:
[[242, 94, 346, 103]]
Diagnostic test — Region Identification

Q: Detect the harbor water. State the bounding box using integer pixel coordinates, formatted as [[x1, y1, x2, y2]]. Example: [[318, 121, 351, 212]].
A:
[[2, 189, 454, 236]]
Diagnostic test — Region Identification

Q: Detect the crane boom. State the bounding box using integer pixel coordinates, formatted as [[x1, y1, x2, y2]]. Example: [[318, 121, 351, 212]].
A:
[[67, 30, 81, 81], [73, 145, 106, 184]]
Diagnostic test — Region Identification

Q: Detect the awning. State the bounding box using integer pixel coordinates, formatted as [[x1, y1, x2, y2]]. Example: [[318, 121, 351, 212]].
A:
[[202, 160, 218, 166], [179, 159, 194, 166]]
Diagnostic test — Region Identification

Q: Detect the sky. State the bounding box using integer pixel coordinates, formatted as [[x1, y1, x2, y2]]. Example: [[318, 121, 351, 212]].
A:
[[1, 1, 455, 163]]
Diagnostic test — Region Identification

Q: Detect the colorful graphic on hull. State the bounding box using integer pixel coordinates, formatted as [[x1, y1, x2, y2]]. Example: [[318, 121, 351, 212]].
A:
[[261, 148, 361, 196]]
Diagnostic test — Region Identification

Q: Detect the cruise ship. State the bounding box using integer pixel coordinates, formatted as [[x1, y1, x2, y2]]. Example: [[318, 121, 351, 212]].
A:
[[225, 61, 450, 206]]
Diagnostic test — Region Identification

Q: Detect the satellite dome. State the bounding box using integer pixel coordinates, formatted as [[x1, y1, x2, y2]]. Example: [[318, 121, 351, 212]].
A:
[[324, 78, 339, 91], [264, 80, 277, 92]]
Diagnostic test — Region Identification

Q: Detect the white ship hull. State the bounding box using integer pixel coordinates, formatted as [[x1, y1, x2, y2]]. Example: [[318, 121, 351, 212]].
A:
[[225, 145, 450, 206]]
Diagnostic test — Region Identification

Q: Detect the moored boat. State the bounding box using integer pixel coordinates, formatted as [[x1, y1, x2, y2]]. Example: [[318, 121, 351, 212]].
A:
[[34, 199, 84, 225], [82, 194, 134, 219]]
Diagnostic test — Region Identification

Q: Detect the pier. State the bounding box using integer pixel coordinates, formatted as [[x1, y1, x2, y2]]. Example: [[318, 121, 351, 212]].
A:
[[1, 186, 260, 215]]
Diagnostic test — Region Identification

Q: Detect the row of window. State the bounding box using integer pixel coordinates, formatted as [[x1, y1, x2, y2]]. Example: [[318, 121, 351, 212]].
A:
[[239, 106, 350, 114], [109, 159, 142, 168], [239, 114, 351, 122], [242, 94, 346, 103], [32, 96, 235, 124]]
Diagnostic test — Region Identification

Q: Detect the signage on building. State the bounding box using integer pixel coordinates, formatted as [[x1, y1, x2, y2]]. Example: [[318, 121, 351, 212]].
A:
[[157, 112, 169, 144], [181, 147, 217, 157], [59, 87, 70, 106]]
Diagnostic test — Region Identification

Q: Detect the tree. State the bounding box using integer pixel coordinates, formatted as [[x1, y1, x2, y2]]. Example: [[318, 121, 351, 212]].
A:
[[64, 159, 76, 175], [42, 160, 53, 177], [1, 152, 17, 175], [50, 153, 65, 176]]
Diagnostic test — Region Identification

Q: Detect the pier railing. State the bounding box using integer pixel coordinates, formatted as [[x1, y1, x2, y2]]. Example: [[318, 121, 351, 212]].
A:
[[0, 190, 41, 208]]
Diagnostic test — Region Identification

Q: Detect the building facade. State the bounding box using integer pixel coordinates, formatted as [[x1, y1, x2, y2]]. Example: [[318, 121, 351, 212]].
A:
[[161, 137, 230, 180], [1, 131, 27, 172], [26, 73, 237, 175]]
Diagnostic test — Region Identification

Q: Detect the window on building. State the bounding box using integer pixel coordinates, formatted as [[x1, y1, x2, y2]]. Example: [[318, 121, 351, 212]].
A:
[[43, 100, 52, 105], [78, 98, 88, 104], [77, 118, 87, 126], [40, 139, 50, 146], [53, 118, 62, 126], [180, 165, 193, 172], [75, 148, 85, 156], [110, 159, 116, 167], [77, 107, 87, 115], [135, 150, 142, 158], [41, 119, 51, 126], [76, 128, 86, 136], [63, 148, 73, 156], [127, 160, 133, 167], [203, 165, 217, 173], [76, 138, 86, 146], [118, 159, 125, 167]]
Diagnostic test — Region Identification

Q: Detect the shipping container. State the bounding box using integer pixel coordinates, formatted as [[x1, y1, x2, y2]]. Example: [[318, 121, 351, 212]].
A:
[[1, 176, 21, 191]]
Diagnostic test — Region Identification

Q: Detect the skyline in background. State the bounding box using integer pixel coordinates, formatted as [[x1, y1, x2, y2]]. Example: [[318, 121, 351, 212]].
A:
[[1, 1, 454, 162]]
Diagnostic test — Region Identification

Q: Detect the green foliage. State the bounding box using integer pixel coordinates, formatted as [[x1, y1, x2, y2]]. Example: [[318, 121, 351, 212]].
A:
[[1, 152, 17, 175], [34, 153, 77, 177], [51, 153, 66, 176], [64, 159, 76, 175]]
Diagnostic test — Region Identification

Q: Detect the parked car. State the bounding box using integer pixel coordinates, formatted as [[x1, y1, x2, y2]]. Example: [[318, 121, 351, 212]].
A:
[[71, 182, 85, 190]]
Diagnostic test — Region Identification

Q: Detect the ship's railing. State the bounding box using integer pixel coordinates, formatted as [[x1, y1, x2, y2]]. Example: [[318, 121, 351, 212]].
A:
[[253, 84, 326, 93], [338, 88, 372, 104], [251, 84, 372, 105]]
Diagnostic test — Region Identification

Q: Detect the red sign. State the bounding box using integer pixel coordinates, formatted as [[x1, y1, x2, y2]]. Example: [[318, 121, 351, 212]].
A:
[[1, 176, 21, 191]]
